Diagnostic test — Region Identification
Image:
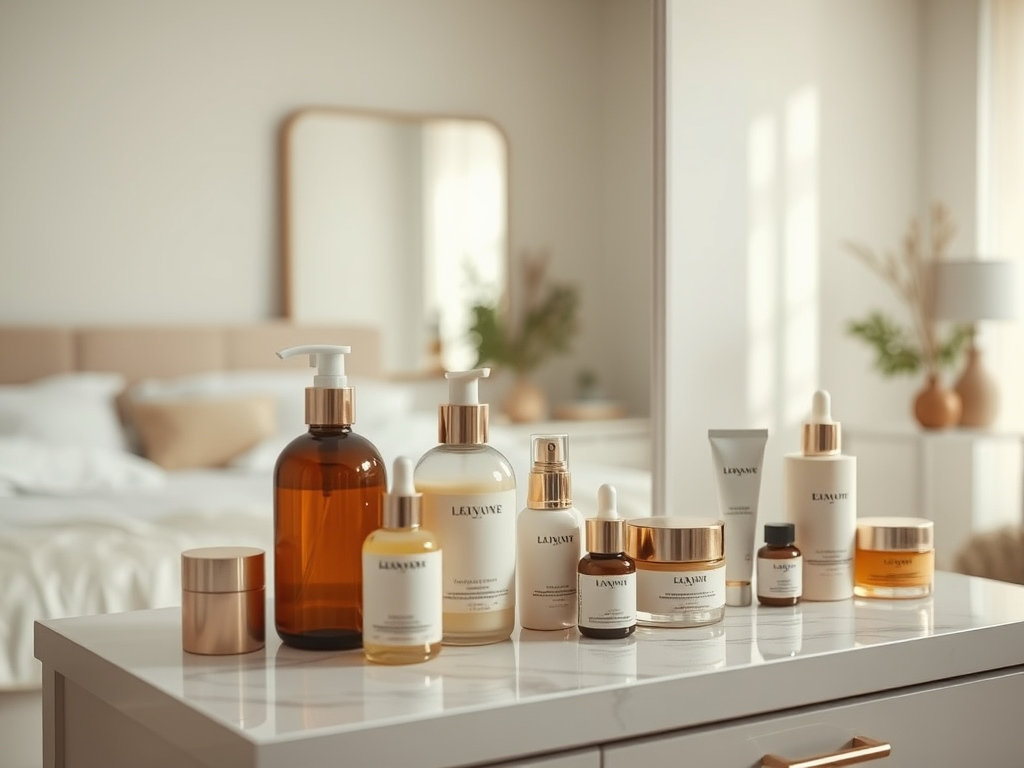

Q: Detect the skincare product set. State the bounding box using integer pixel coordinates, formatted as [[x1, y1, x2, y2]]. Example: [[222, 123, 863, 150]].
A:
[[706, 389, 935, 618], [178, 353, 934, 660]]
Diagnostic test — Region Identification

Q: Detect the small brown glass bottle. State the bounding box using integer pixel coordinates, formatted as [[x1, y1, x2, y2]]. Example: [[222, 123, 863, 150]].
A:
[[756, 522, 802, 607], [274, 345, 387, 650], [577, 485, 636, 639]]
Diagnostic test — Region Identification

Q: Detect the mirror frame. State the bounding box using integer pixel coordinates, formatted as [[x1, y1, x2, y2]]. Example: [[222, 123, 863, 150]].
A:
[[278, 105, 513, 373]]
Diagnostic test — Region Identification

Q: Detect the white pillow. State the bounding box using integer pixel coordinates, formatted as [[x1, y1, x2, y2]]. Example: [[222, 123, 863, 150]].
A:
[[0, 372, 129, 453], [130, 370, 415, 435], [0, 436, 166, 495]]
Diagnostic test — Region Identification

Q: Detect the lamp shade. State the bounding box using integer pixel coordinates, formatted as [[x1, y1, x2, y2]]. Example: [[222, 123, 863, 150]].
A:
[[933, 259, 1020, 322]]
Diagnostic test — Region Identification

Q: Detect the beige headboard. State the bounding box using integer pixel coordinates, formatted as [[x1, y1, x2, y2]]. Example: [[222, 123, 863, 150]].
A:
[[0, 322, 381, 385]]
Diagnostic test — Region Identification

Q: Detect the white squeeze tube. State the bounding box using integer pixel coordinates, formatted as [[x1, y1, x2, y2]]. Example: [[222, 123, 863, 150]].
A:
[[708, 428, 769, 607]]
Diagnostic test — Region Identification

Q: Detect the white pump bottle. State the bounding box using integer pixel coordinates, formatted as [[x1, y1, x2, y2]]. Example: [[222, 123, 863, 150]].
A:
[[783, 390, 856, 601], [273, 344, 387, 650], [414, 368, 517, 645]]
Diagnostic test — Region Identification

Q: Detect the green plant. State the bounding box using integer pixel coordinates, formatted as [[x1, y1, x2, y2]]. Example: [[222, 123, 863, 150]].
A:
[[843, 203, 971, 377], [469, 251, 580, 375], [846, 311, 971, 377]]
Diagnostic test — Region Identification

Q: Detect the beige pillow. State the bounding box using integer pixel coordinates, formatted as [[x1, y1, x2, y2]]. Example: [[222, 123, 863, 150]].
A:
[[129, 396, 276, 470]]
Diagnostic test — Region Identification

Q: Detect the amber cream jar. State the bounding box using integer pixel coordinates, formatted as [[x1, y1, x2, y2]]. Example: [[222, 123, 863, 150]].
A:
[[625, 517, 726, 627], [854, 517, 934, 599], [182, 546, 265, 655]]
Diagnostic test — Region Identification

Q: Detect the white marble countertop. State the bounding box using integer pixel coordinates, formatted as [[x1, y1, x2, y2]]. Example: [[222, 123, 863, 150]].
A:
[[35, 571, 1024, 767]]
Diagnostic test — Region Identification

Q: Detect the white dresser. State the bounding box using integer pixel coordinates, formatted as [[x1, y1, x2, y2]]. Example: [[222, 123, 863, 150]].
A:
[[34, 571, 1024, 767]]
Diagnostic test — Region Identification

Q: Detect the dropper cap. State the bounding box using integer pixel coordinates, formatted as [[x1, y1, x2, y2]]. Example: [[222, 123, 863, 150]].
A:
[[586, 484, 624, 554], [277, 344, 355, 427], [382, 456, 421, 529], [801, 390, 841, 456], [527, 434, 572, 510], [438, 368, 490, 445]]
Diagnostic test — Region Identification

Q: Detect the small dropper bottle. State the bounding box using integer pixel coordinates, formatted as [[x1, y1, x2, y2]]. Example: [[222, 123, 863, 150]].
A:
[[757, 522, 802, 606], [362, 456, 442, 665], [577, 484, 636, 639]]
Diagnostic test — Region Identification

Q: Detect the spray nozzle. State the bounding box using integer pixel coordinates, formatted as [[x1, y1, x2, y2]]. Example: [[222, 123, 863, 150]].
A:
[[532, 434, 568, 470], [445, 368, 489, 405], [596, 484, 618, 520], [277, 344, 351, 388]]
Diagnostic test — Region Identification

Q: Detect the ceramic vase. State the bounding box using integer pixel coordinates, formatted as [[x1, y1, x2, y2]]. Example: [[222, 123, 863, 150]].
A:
[[503, 376, 548, 423], [913, 373, 961, 429]]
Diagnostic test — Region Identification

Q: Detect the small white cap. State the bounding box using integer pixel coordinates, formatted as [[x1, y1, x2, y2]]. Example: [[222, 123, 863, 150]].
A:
[[726, 582, 751, 607]]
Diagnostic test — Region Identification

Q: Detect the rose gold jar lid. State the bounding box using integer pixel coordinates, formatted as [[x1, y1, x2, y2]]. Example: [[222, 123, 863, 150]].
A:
[[181, 546, 265, 593], [856, 517, 934, 552], [625, 516, 725, 563]]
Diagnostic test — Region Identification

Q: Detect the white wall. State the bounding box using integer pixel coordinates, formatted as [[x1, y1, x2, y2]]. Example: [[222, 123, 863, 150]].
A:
[[0, 0, 653, 416], [660, 0, 984, 521]]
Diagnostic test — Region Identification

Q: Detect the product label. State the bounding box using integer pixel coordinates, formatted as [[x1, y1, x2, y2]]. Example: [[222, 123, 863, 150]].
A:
[[756, 556, 802, 599], [578, 572, 636, 630], [422, 489, 517, 614], [517, 508, 581, 628], [362, 551, 442, 646], [636, 565, 726, 615]]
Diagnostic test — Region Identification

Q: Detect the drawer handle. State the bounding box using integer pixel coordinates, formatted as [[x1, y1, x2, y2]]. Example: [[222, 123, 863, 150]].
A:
[[762, 735, 892, 767]]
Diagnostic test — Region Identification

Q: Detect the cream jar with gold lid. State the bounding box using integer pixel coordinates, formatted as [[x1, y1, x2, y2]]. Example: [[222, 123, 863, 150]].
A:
[[182, 546, 265, 655], [854, 517, 934, 599], [625, 517, 725, 627]]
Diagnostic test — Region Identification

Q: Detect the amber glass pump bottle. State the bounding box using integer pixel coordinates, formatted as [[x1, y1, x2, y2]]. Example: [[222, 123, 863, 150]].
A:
[[274, 344, 387, 650]]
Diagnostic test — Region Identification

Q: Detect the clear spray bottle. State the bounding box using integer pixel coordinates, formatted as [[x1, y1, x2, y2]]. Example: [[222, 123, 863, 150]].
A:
[[517, 434, 583, 630]]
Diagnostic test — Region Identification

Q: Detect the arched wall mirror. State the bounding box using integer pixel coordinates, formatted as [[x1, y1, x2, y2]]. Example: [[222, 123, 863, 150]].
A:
[[281, 107, 510, 374]]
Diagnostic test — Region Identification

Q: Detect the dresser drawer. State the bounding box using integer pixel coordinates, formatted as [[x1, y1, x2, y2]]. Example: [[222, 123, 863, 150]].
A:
[[603, 667, 1024, 767]]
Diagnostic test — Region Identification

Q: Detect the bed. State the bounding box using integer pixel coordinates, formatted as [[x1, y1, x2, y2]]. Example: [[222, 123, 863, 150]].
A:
[[0, 322, 653, 699]]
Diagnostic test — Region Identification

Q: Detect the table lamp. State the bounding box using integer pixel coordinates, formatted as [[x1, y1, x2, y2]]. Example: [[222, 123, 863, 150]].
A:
[[933, 259, 1020, 428]]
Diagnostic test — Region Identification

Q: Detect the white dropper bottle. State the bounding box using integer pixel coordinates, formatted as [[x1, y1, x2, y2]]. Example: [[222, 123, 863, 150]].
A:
[[782, 390, 857, 601], [413, 368, 517, 645]]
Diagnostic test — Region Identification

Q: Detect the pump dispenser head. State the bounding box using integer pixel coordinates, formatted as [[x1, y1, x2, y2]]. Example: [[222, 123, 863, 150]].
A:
[[801, 389, 841, 456], [527, 434, 572, 509], [438, 368, 490, 445], [586, 484, 625, 554], [277, 344, 355, 427], [383, 456, 421, 529]]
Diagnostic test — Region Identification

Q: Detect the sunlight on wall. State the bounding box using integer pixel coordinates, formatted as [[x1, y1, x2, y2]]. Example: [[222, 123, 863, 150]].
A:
[[746, 113, 779, 426], [783, 87, 821, 423], [747, 85, 820, 429], [981, 0, 1024, 431]]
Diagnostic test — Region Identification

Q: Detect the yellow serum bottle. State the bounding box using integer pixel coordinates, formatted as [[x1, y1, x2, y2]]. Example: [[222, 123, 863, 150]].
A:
[[362, 456, 442, 664], [414, 369, 517, 645]]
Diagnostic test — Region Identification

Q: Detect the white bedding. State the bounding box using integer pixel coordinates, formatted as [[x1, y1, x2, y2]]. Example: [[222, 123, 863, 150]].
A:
[[0, 409, 652, 692], [0, 470, 273, 690]]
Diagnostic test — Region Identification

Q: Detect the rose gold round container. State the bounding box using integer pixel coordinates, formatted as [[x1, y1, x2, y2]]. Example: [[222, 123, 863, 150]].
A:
[[182, 546, 265, 655]]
